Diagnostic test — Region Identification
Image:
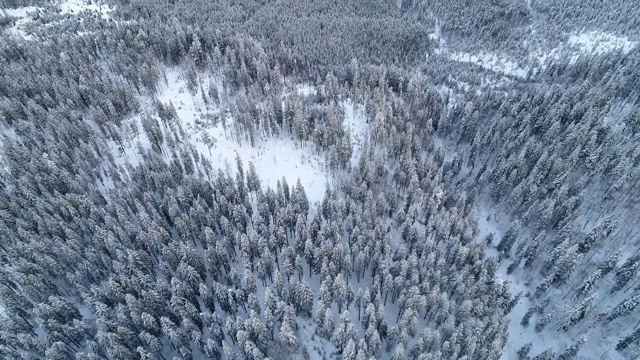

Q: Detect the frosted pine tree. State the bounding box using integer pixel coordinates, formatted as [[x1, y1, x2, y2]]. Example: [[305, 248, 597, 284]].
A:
[[605, 291, 640, 322], [279, 303, 297, 349], [557, 337, 586, 360], [516, 342, 532, 359], [334, 273, 348, 313], [557, 294, 597, 331], [332, 310, 357, 353], [616, 326, 640, 350], [575, 269, 602, 298], [534, 313, 554, 333], [610, 252, 640, 293], [496, 219, 522, 256]]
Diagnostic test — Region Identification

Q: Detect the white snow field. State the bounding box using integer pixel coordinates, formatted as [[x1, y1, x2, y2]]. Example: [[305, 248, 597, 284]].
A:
[[110, 68, 368, 206], [567, 31, 636, 56], [447, 31, 636, 82], [449, 52, 529, 79], [2, 1, 114, 40], [1, 6, 41, 40], [58, 0, 113, 18], [1, 6, 39, 18]]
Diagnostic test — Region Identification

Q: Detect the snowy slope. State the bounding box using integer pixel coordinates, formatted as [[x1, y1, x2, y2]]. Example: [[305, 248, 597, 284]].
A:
[[441, 33, 639, 358]]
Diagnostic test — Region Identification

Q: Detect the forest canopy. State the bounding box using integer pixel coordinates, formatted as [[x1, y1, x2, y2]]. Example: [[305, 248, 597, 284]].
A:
[[0, 0, 639, 359]]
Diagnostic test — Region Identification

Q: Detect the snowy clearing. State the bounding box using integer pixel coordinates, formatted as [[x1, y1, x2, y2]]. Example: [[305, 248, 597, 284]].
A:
[[1, 0, 115, 40], [567, 31, 636, 56], [113, 69, 372, 206], [449, 52, 529, 79], [201, 131, 329, 206], [342, 99, 369, 166], [158, 70, 328, 205], [2, 6, 39, 18], [447, 31, 635, 81], [1, 6, 41, 40], [58, 0, 113, 18]]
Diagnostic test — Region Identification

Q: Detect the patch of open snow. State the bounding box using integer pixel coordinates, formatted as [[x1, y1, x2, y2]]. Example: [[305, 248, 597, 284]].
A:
[[58, 0, 113, 19], [448, 31, 635, 83], [426, 16, 445, 56], [109, 115, 145, 169], [531, 31, 635, 70], [207, 132, 329, 206], [144, 69, 350, 206], [173, 85, 325, 204], [2, 6, 39, 18], [568, 31, 636, 56], [449, 52, 529, 79], [342, 99, 369, 166], [1, 6, 41, 40], [295, 84, 316, 97]]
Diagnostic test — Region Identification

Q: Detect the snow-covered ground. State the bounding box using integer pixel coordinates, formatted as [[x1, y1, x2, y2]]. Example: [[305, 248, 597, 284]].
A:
[[1, 6, 39, 18], [449, 52, 529, 79], [473, 199, 633, 360], [58, 0, 113, 18], [567, 31, 636, 56], [111, 69, 369, 206], [294, 83, 316, 97], [342, 99, 369, 166], [447, 31, 636, 81], [1, 6, 41, 40], [1, 0, 114, 40]]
